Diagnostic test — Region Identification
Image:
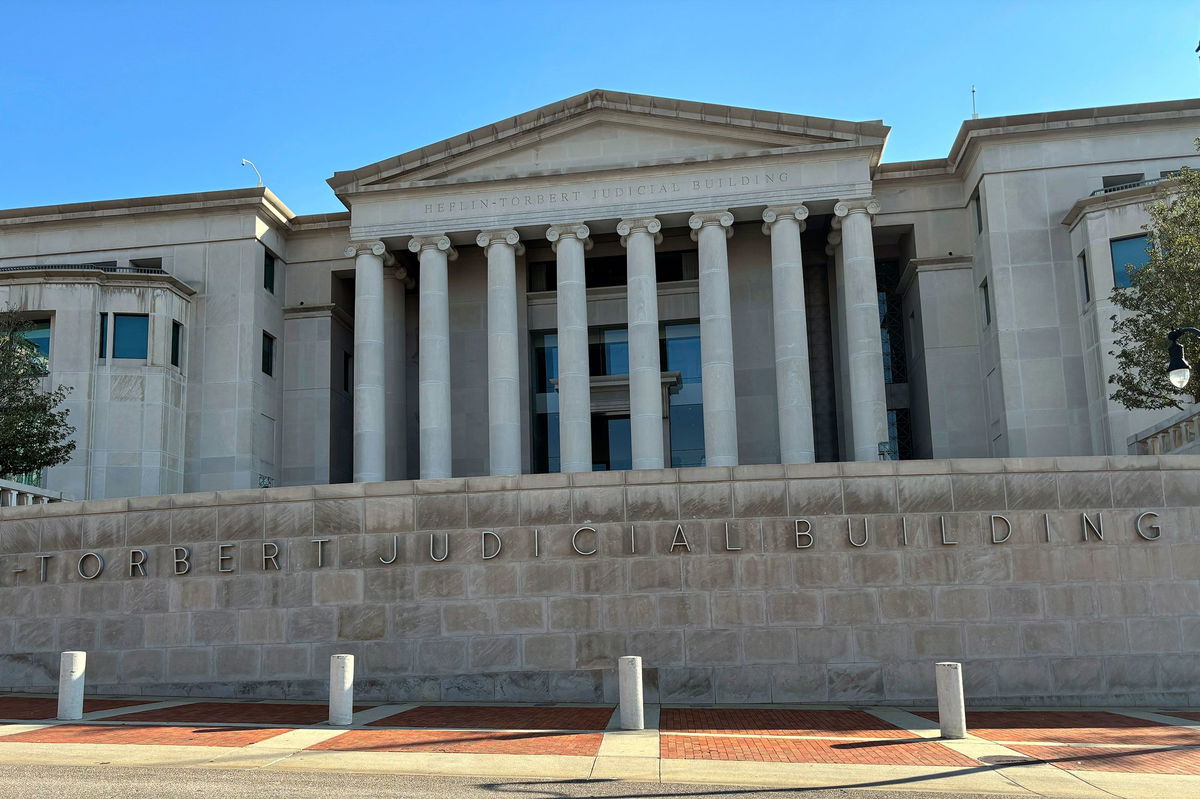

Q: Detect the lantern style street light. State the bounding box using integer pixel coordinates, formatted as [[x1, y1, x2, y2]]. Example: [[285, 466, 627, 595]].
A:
[[1167, 327, 1200, 389]]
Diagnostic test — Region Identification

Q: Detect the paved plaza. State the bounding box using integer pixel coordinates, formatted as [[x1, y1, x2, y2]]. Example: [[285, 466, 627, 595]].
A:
[[0, 695, 1196, 797]]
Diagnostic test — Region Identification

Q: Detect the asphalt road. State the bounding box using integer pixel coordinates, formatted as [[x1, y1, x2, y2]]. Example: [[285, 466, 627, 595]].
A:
[[0, 763, 1031, 799]]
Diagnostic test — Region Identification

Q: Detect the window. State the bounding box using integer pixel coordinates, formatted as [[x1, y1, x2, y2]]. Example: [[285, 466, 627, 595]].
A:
[[1110, 235, 1150, 288], [264, 249, 276, 294], [980, 279, 992, 327], [98, 314, 107, 358], [527, 251, 694, 292], [261, 331, 275, 376], [972, 191, 983, 235], [112, 314, 148, 359], [1102, 173, 1144, 190], [24, 319, 51, 358], [1078, 251, 1091, 305], [588, 328, 629, 376], [171, 321, 183, 368], [662, 322, 704, 467]]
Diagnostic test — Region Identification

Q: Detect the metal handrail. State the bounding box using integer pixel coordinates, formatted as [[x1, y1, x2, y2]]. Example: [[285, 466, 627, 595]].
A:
[[1089, 176, 1169, 196], [0, 263, 165, 274]]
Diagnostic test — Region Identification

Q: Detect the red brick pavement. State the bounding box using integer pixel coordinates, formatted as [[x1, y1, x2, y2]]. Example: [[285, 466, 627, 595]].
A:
[[310, 729, 603, 756], [914, 711, 1200, 746], [0, 697, 147, 720], [1007, 744, 1200, 775], [109, 702, 369, 726], [0, 724, 288, 747], [661, 708, 908, 738], [368, 705, 614, 731], [662, 734, 977, 766]]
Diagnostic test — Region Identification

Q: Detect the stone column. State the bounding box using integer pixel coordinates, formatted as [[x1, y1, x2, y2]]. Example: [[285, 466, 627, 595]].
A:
[[478, 229, 524, 476], [345, 240, 394, 483], [409, 234, 457, 479], [834, 198, 888, 461], [689, 210, 739, 467], [618, 216, 665, 470], [546, 224, 593, 473], [764, 205, 816, 464], [384, 267, 410, 480]]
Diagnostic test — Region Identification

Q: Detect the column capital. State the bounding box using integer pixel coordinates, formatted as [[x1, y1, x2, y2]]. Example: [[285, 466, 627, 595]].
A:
[[825, 230, 842, 256], [476, 228, 521, 249], [545, 223, 590, 243], [390, 266, 415, 288], [344, 240, 396, 265], [762, 205, 809, 224], [689, 210, 733, 242], [408, 234, 458, 261], [616, 217, 661, 237], [833, 198, 881, 217]]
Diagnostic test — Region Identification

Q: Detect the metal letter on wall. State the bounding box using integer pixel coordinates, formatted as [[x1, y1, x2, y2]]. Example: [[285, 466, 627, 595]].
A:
[[990, 515, 1012, 544], [572, 526, 598, 556], [1135, 511, 1162, 541], [481, 530, 503, 560], [1081, 512, 1104, 542], [670, 524, 692, 552], [430, 532, 449, 562], [724, 523, 742, 552], [77, 552, 104, 580], [218, 543, 235, 573], [263, 542, 280, 570], [173, 546, 191, 576], [847, 518, 869, 548], [794, 519, 813, 549], [129, 549, 147, 577], [380, 535, 399, 564]]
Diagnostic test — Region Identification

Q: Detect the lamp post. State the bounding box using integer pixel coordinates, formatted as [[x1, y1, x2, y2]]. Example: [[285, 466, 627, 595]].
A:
[[1166, 327, 1200, 389]]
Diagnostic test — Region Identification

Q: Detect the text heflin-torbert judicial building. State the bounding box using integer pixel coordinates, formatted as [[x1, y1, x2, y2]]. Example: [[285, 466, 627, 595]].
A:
[[1, 92, 1199, 706], [3, 91, 1199, 499]]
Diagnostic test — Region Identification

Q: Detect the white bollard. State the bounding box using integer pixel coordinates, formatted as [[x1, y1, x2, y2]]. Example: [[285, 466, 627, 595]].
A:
[[329, 654, 354, 726], [57, 651, 86, 720], [935, 661, 967, 739], [618, 655, 644, 731]]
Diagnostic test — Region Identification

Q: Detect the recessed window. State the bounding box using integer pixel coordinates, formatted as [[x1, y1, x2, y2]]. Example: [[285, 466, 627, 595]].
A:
[[112, 314, 148, 359], [24, 319, 51, 358], [1077, 251, 1091, 305], [264, 249, 276, 294], [1102, 173, 1144, 190], [972, 191, 983, 235], [343, 352, 352, 392], [171, 321, 184, 368], [980, 279, 992, 327], [98, 314, 108, 358], [261, 331, 275, 376], [1110, 235, 1150, 288]]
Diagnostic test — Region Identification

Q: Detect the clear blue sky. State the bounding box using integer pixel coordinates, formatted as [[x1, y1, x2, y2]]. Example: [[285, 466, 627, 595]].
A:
[[2, 0, 1197, 215]]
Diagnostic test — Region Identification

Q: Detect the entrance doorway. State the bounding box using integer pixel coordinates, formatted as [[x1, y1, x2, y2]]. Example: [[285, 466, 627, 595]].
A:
[[591, 414, 631, 471]]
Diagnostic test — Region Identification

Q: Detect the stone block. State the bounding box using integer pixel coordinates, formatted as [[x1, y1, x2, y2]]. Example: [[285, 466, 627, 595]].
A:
[[1010, 548, 1063, 583], [1128, 617, 1180, 653], [1043, 584, 1097, 617], [787, 478, 843, 516], [1150, 582, 1200, 615], [850, 553, 901, 585], [522, 634, 574, 670], [466, 563, 518, 598], [1021, 621, 1073, 655], [99, 615, 145, 649], [965, 623, 1020, 656], [123, 581, 169, 613], [714, 665, 771, 702], [1057, 473, 1112, 509], [630, 629, 684, 666], [572, 487, 624, 523], [1106, 655, 1160, 693], [121, 649, 164, 682], [935, 586, 990, 620], [682, 557, 736, 591], [1050, 657, 1104, 694], [170, 507, 215, 543], [440, 603, 492, 636], [951, 474, 1006, 512], [827, 663, 884, 701], [685, 630, 741, 665], [417, 639, 466, 674], [442, 674, 496, 701], [548, 596, 599, 630], [15, 619, 54, 651], [911, 624, 964, 658], [263, 501, 313, 538], [1004, 473, 1059, 511], [467, 491, 519, 528], [679, 482, 732, 519], [602, 594, 656, 629], [414, 494, 467, 530], [902, 551, 958, 585], [896, 475, 952, 513], [415, 567, 465, 599], [657, 593, 711, 628], [959, 549, 1012, 583], [1163, 471, 1200, 507], [519, 489, 572, 525], [285, 607, 335, 643], [338, 605, 387, 640], [218, 504, 263, 540], [364, 496, 414, 533], [879, 587, 933, 621], [237, 609, 285, 643], [658, 667, 713, 702], [575, 631, 626, 669], [174, 579, 216, 611], [122, 512, 167, 547], [630, 558, 682, 592], [737, 555, 792, 589], [496, 598, 546, 633], [989, 585, 1042, 618], [732, 481, 787, 518], [770, 664, 829, 701], [1120, 547, 1176, 580], [314, 570, 364, 604], [1075, 620, 1129, 654], [824, 591, 878, 625], [711, 592, 765, 626], [743, 628, 796, 664], [854, 625, 910, 661], [217, 576, 265, 610], [391, 604, 440, 637], [519, 562, 571, 595], [168, 647, 214, 680], [55, 618, 97, 651], [795, 553, 850, 587], [214, 645, 260, 679], [1109, 471, 1165, 508], [765, 591, 821, 624], [626, 485, 679, 521], [468, 637, 518, 670], [575, 560, 627, 594], [143, 613, 191, 647], [842, 477, 898, 514]]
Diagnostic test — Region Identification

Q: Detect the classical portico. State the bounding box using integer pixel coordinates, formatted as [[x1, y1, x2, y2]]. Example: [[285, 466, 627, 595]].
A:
[[333, 90, 895, 478]]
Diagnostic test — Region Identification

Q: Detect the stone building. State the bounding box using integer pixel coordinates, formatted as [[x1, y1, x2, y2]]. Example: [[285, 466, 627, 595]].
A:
[[2, 91, 1199, 501]]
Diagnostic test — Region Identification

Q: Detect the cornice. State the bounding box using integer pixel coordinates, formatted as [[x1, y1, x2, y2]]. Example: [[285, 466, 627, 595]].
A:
[[0, 187, 297, 231], [0, 268, 197, 297]]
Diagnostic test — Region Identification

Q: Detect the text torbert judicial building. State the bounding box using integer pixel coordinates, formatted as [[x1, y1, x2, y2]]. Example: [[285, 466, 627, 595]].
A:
[[0, 91, 1197, 706]]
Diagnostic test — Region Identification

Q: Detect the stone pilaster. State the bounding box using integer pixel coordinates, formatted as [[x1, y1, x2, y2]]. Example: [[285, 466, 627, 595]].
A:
[[618, 216, 666, 470], [409, 234, 458, 479], [546, 223, 593, 473], [689, 210, 738, 467], [477, 229, 524, 476], [344, 240, 395, 483]]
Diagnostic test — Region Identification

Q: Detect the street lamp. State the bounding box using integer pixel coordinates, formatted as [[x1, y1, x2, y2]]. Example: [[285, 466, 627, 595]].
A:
[[1167, 327, 1200, 389]]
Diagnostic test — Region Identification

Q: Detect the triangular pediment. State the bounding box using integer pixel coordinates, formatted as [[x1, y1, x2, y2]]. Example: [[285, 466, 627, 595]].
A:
[[329, 90, 889, 194]]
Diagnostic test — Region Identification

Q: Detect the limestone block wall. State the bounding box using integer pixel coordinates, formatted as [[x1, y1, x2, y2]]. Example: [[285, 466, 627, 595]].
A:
[[0, 456, 1197, 706]]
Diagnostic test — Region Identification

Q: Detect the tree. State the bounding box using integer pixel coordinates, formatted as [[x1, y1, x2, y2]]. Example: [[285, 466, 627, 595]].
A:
[[0, 308, 76, 477], [1108, 141, 1200, 411]]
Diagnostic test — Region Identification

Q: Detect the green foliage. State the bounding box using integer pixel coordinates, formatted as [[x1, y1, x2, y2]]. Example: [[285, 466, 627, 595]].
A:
[[0, 308, 76, 476], [1108, 140, 1200, 411]]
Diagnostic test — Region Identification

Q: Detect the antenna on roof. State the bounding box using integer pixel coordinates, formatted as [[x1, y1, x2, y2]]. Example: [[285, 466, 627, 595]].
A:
[[240, 158, 264, 188], [971, 86, 979, 120]]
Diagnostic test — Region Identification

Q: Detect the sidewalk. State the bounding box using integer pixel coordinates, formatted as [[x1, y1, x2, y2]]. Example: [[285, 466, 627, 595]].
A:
[[0, 694, 1197, 797]]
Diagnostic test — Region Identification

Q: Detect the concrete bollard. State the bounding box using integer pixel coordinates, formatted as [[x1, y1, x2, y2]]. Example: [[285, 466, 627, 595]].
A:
[[57, 651, 86, 720], [935, 661, 966, 739], [618, 655, 644, 731], [329, 654, 354, 726]]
